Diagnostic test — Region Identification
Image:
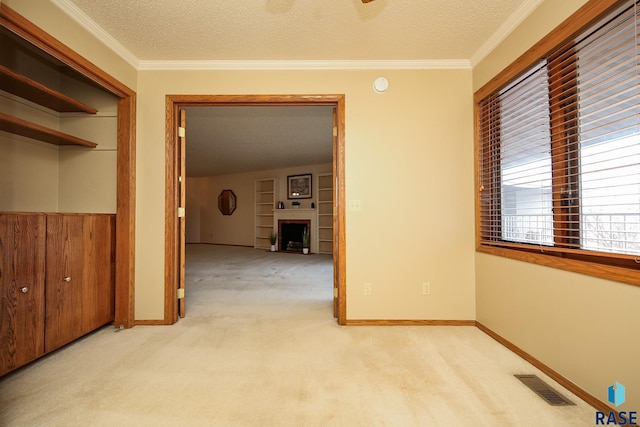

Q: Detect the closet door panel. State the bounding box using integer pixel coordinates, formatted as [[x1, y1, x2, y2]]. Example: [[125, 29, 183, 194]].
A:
[[44, 214, 115, 352], [80, 214, 115, 331], [45, 215, 84, 352], [0, 214, 45, 375]]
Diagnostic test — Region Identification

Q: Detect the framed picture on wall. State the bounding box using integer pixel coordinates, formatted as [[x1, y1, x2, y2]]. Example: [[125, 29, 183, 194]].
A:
[[287, 174, 312, 199]]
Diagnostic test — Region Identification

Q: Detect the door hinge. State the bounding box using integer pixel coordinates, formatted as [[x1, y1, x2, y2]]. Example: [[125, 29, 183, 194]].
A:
[[333, 126, 337, 137], [177, 288, 185, 299], [178, 127, 186, 138], [334, 288, 338, 298], [178, 207, 185, 217]]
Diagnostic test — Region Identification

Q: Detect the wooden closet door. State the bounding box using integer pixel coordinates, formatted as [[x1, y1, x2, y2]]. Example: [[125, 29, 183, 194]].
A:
[[0, 213, 45, 375], [80, 214, 115, 332], [45, 214, 115, 352], [45, 214, 84, 352]]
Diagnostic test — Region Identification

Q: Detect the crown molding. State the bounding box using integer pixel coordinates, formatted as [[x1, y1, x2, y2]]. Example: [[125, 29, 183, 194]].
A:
[[470, 0, 543, 67], [137, 59, 471, 71], [50, 0, 140, 69]]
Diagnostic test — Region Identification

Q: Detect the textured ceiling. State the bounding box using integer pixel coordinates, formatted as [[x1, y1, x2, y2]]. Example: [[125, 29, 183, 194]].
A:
[[65, 0, 529, 61], [184, 106, 334, 177], [56, 0, 535, 177]]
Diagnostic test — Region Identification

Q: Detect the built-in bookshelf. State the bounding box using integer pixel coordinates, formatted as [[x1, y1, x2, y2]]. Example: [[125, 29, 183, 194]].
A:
[[0, 65, 99, 148], [254, 178, 276, 250], [316, 173, 333, 254]]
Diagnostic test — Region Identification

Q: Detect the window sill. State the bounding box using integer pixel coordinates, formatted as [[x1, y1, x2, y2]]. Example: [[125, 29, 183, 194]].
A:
[[477, 244, 640, 288]]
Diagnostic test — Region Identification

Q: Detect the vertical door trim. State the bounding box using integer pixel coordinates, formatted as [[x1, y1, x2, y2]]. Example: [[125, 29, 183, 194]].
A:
[[178, 108, 187, 318]]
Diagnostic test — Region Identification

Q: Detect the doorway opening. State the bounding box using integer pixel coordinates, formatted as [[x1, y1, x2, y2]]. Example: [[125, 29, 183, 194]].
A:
[[165, 95, 346, 325]]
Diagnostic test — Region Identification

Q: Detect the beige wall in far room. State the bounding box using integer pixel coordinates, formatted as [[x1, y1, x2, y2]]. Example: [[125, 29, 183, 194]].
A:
[[188, 164, 331, 246], [473, 0, 639, 411]]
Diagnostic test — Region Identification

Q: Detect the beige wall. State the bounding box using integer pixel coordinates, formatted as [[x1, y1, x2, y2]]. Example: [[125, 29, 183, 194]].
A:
[[57, 78, 119, 213], [136, 68, 476, 321], [0, 136, 60, 212], [0, 95, 60, 211], [188, 164, 332, 246], [195, 172, 257, 246], [473, 0, 640, 410]]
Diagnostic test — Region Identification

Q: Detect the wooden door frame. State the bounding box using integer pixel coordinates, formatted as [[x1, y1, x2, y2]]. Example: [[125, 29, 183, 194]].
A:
[[165, 94, 346, 325], [1, 4, 136, 328]]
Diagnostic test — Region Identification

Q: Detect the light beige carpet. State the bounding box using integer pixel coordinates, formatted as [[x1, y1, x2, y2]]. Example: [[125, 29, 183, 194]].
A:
[[0, 244, 596, 426]]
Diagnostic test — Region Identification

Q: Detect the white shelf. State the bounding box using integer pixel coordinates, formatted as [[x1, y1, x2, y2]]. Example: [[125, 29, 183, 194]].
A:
[[316, 173, 334, 254], [255, 178, 276, 249]]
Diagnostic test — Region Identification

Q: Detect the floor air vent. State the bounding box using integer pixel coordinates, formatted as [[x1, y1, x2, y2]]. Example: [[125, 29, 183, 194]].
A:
[[514, 374, 575, 406]]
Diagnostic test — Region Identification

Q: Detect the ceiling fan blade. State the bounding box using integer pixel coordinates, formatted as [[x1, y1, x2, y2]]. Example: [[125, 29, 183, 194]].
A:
[[362, 0, 375, 3]]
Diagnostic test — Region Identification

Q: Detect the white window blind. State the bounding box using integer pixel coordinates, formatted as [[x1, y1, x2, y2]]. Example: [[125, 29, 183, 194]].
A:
[[499, 62, 553, 246], [478, 0, 640, 258], [576, 3, 640, 254]]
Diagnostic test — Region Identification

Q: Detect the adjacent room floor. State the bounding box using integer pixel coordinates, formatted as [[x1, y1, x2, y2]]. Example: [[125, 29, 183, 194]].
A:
[[0, 244, 596, 426]]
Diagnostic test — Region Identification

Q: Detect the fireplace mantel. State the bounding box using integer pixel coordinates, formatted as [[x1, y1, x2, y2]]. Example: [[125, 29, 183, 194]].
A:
[[273, 209, 318, 253]]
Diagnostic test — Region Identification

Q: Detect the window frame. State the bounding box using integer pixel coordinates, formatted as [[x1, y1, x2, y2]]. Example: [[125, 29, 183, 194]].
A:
[[474, 0, 640, 288]]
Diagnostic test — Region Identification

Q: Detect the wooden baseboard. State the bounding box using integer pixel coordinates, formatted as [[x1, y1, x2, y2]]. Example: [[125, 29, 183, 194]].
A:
[[476, 321, 612, 414], [135, 319, 169, 326], [186, 242, 253, 248], [345, 319, 476, 326]]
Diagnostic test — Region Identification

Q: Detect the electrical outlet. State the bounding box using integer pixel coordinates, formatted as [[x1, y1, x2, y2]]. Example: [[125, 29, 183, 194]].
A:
[[364, 283, 372, 296], [422, 282, 431, 295]]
